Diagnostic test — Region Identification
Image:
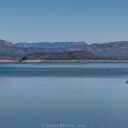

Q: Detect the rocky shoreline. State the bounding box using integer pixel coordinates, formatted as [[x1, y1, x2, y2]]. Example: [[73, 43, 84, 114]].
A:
[[0, 60, 19, 62], [20, 59, 128, 62], [1, 59, 128, 62]]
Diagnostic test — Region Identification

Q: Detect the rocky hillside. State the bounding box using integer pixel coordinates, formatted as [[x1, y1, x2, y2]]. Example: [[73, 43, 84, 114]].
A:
[[85, 41, 128, 59], [0, 39, 62, 58], [22, 51, 101, 60]]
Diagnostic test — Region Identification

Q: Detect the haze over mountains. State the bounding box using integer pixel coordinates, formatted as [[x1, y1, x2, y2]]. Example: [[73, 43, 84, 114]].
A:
[[1, 39, 128, 59]]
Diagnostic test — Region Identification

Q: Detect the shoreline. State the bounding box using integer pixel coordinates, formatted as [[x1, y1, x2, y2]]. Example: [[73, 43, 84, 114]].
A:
[[1, 59, 128, 62]]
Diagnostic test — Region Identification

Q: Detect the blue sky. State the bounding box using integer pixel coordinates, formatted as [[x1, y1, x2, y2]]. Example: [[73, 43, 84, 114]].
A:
[[0, 0, 128, 43]]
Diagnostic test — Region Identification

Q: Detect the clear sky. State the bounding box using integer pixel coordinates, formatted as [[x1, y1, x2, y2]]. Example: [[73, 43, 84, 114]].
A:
[[0, 0, 128, 43]]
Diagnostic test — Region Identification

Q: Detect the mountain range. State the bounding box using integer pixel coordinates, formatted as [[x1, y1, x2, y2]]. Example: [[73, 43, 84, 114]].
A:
[[15, 41, 86, 48], [1, 39, 128, 59]]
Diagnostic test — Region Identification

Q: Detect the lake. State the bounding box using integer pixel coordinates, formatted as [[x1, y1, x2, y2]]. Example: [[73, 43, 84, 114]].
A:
[[0, 62, 128, 128]]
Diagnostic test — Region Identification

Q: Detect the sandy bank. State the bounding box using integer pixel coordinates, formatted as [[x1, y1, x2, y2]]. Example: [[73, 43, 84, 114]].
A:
[[21, 59, 128, 62], [1, 59, 128, 62]]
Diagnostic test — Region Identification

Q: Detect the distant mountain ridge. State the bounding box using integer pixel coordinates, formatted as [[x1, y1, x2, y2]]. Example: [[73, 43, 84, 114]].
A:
[[1, 39, 128, 59], [15, 41, 87, 48]]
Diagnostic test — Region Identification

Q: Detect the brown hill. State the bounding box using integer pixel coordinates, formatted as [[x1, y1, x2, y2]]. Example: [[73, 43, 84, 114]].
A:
[[22, 51, 101, 60]]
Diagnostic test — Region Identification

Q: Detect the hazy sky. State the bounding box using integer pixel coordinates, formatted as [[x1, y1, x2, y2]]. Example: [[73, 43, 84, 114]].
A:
[[0, 0, 128, 43]]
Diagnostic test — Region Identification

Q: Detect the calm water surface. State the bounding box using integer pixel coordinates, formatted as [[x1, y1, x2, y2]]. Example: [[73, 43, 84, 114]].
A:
[[0, 62, 128, 128]]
